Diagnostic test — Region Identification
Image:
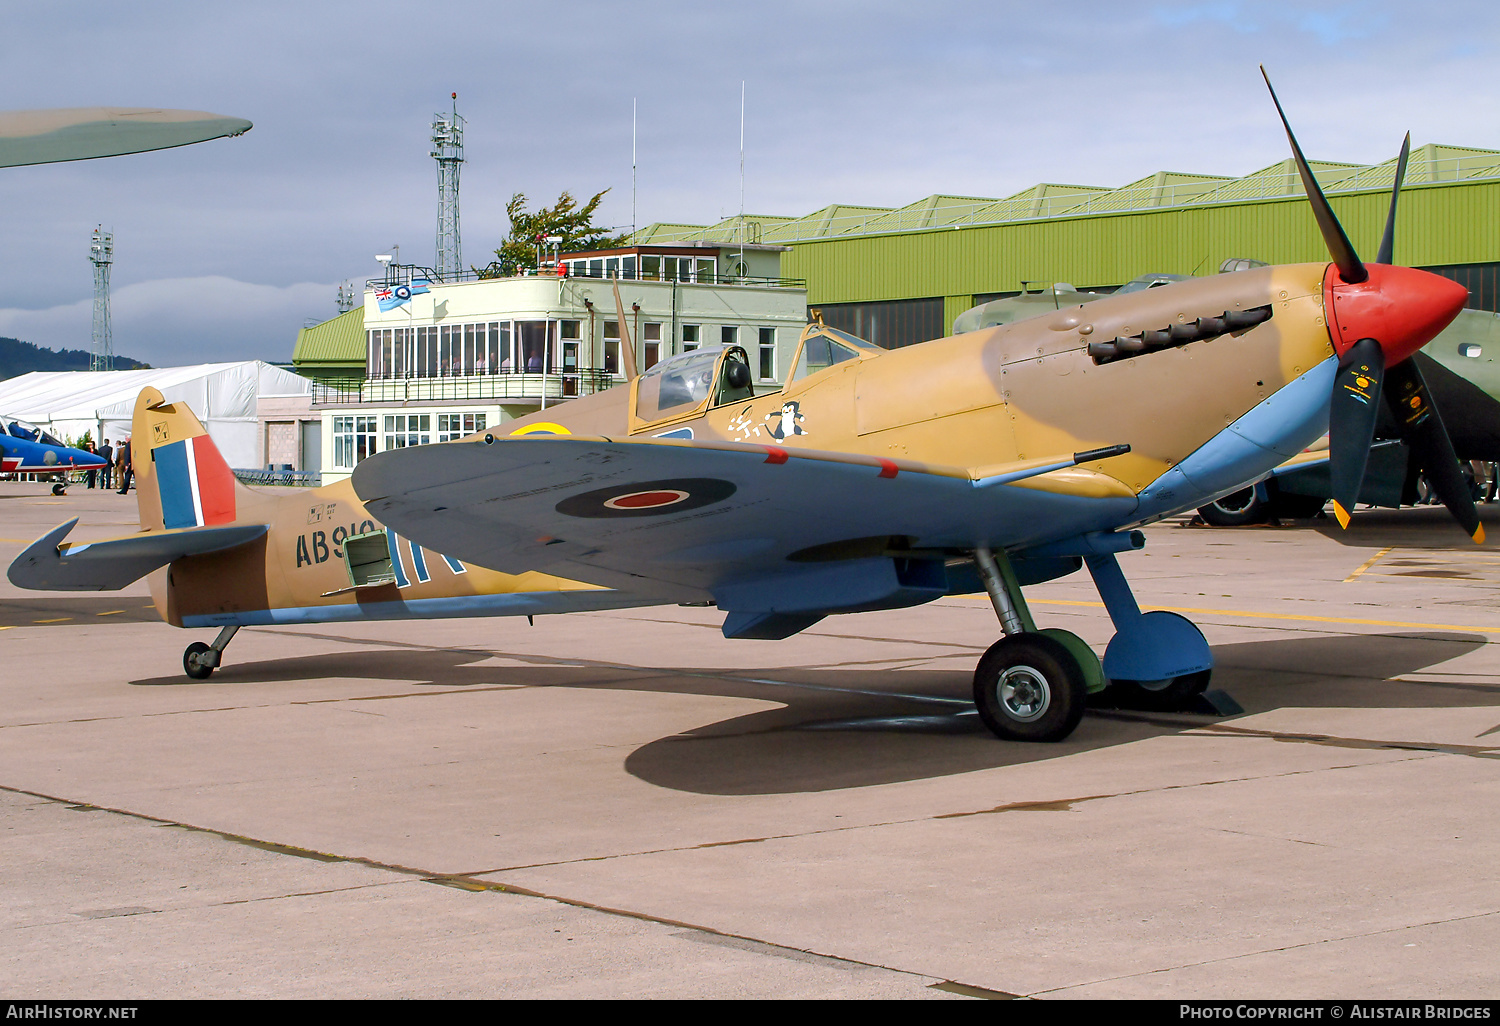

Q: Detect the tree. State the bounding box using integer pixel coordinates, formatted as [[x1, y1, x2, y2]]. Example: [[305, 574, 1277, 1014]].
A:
[[487, 189, 630, 274]]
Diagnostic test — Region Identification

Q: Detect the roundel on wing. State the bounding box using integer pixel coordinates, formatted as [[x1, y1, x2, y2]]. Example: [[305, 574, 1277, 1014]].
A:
[[555, 478, 736, 519]]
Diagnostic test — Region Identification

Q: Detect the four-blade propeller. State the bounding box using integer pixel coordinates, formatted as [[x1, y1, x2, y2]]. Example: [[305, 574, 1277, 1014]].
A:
[[1262, 68, 1480, 543]]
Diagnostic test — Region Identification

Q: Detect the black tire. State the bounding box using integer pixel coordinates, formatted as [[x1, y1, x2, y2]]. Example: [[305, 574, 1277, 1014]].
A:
[[183, 642, 215, 680], [973, 634, 1087, 742], [1108, 669, 1211, 711], [1197, 487, 1270, 526], [51, 483, 66, 496], [1273, 493, 1326, 519]]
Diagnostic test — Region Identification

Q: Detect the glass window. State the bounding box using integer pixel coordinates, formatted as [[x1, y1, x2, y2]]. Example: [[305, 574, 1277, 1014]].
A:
[[487, 322, 502, 375], [622, 256, 637, 280], [496, 321, 513, 373], [517, 320, 551, 373], [791, 335, 859, 382], [588, 259, 603, 278], [682, 324, 700, 351], [819, 325, 878, 349], [641, 255, 660, 280], [643, 322, 662, 370], [603, 320, 620, 374], [696, 258, 716, 284], [634, 348, 719, 421], [605, 257, 619, 278], [335, 415, 379, 468], [438, 325, 456, 376], [758, 326, 776, 380], [438, 413, 487, 442], [383, 413, 431, 450]]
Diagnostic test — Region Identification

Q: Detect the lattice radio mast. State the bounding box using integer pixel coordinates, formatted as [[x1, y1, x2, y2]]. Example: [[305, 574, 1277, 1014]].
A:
[[88, 227, 113, 372], [431, 93, 464, 279]]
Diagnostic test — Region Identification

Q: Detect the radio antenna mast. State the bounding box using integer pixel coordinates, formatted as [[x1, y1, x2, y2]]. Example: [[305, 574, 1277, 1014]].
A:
[[88, 227, 113, 372], [431, 93, 465, 279]]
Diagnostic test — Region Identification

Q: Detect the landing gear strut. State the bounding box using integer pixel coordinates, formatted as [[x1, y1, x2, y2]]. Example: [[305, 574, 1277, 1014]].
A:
[[183, 625, 238, 680], [968, 544, 1217, 739], [971, 547, 1096, 742], [1085, 553, 1213, 709]]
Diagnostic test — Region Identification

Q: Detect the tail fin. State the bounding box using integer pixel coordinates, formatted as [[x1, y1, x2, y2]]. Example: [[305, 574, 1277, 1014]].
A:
[[130, 387, 256, 532]]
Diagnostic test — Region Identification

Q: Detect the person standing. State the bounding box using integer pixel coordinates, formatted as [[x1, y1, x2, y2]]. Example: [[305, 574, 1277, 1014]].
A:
[[85, 440, 98, 489], [116, 437, 133, 494], [98, 439, 113, 490]]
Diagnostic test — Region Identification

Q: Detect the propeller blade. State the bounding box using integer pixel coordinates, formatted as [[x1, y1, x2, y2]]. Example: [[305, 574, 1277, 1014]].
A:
[[1329, 338, 1385, 528], [1383, 360, 1485, 543], [1375, 133, 1412, 266], [1261, 66, 1367, 284]]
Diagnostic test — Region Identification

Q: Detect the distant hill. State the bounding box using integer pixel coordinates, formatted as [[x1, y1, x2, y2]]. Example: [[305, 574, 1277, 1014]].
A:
[[0, 337, 151, 380]]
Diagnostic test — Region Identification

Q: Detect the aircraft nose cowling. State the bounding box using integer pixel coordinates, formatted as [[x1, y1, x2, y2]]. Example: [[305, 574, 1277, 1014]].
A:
[[1324, 262, 1469, 364]]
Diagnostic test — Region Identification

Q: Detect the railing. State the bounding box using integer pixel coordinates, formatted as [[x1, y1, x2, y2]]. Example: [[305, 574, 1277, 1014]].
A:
[[234, 468, 321, 488], [311, 369, 617, 407], [553, 264, 806, 289], [364, 262, 804, 289]]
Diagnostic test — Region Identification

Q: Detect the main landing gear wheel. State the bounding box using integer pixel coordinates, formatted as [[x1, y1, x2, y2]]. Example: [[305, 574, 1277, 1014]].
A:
[[51, 483, 66, 496], [183, 642, 216, 680], [1108, 669, 1211, 711], [1198, 486, 1268, 526], [973, 634, 1087, 743]]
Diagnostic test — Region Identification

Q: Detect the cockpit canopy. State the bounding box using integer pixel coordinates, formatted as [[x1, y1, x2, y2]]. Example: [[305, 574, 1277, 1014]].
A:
[[632, 345, 758, 425], [3, 416, 64, 447], [788, 323, 877, 382]]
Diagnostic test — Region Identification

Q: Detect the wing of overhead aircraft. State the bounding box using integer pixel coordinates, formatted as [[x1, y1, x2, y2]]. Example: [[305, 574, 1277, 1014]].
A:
[[0, 107, 251, 167]]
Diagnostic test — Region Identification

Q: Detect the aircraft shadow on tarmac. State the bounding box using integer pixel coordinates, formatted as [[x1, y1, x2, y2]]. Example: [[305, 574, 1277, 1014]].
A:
[[1307, 502, 1500, 549], [0, 594, 159, 626], [124, 629, 1496, 796]]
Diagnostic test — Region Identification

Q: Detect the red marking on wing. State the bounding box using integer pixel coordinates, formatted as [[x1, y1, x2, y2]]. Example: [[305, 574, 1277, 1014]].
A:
[[763, 446, 789, 464], [876, 459, 898, 479]]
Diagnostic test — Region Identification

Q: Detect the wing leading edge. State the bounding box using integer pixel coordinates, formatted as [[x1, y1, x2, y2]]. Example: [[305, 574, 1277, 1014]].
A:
[[353, 436, 1139, 617]]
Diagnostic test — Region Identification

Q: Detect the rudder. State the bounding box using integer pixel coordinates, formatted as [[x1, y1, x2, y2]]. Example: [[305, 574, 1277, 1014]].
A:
[[130, 387, 253, 532]]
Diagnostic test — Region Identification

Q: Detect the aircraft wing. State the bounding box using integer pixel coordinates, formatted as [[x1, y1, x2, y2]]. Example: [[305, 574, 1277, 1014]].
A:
[[0, 107, 252, 168], [353, 436, 1138, 607], [8, 519, 268, 591]]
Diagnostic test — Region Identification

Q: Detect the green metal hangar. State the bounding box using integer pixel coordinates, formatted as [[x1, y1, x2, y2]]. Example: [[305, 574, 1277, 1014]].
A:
[[634, 144, 1500, 349]]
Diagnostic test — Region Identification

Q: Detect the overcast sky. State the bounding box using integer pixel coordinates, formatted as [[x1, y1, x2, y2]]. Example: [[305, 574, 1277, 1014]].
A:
[[1, 0, 1497, 367]]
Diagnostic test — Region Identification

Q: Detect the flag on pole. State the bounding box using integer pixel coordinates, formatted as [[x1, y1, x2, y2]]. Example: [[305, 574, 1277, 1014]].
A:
[[378, 279, 432, 312]]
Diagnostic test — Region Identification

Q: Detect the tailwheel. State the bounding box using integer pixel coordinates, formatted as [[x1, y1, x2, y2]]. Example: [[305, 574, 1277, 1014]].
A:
[[973, 633, 1087, 743], [1108, 669, 1211, 711], [183, 642, 217, 680]]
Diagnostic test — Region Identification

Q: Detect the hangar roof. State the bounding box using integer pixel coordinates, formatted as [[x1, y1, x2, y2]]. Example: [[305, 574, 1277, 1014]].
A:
[[635, 143, 1500, 245]]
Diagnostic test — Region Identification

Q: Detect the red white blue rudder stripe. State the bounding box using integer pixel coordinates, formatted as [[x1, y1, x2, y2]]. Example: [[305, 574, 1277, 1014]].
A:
[[156, 435, 237, 529]]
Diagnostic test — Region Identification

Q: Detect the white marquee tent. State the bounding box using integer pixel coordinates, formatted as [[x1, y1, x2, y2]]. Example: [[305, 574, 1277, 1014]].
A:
[[0, 362, 311, 470]]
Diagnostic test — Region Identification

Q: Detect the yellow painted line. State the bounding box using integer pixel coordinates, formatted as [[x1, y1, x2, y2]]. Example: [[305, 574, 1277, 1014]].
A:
[[95, 610, 124, 616], [1344, 546, 1394, 583], [958, 594, 1500, 634], [32, 617, 71, 623], [0, 626, 12, 631], [0, 538, 34, 543]]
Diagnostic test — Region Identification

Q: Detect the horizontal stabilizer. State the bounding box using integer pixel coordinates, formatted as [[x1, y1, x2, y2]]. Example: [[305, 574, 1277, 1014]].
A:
[[7, 519, 268, 592]]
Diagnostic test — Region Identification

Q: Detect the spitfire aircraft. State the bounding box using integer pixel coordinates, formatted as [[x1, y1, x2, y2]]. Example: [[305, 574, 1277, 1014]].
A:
[[6, 73, 1481, 743], [0, 414, 106, 494]]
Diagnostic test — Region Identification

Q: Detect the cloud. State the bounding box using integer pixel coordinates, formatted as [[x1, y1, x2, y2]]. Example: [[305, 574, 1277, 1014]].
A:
[[0, 277, 338, 368]]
